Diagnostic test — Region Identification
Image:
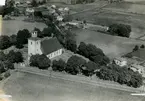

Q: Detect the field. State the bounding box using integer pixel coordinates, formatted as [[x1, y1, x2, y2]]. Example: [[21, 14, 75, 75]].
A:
[[72, 2, 145, 39], [2, 17, 47, 36], [46, 0, 107, 14], [1, 71, 145, 101], [72, 28, 145, 59]]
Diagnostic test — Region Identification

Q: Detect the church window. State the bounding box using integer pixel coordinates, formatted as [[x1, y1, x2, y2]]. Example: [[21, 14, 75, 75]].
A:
[[31, 42, 32, 44]]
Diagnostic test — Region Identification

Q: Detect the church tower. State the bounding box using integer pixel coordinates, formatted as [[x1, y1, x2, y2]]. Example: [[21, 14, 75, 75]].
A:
[[28, 31, 42, 61]]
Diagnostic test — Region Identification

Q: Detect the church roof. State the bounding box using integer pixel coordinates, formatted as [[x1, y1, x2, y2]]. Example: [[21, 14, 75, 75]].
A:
[[41, 37, 63, 55]]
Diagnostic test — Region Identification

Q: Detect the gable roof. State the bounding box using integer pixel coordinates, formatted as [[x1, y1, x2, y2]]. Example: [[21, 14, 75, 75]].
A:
[[41, 37, 63, 55]]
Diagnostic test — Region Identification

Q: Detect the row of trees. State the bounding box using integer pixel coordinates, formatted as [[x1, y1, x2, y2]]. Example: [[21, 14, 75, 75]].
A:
[[30, 54, 99, 76], [52, 56, 143, 88], [29, 53, 143, 88], [96, 64, 143, 88]]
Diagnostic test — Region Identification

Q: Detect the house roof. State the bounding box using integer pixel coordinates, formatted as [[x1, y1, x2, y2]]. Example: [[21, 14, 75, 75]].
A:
[[130, 49, 145, 60], [41, 37, 63, 55]]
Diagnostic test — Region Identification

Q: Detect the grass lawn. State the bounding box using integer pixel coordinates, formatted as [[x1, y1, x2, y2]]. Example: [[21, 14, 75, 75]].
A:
[[2, 16, 47, 36], [2, 71, 145, 101], [73, 28, 145, 59]]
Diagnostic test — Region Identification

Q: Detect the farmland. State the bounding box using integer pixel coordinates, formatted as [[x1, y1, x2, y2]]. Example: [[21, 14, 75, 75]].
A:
[[2, 17, 47, 36], [71, 2, 145, 39], [72, 28, 145, 59], [2, 71, 145, 101]]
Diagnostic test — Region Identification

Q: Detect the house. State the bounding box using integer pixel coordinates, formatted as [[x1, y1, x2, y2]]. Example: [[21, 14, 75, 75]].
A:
[[26, 8, 35, 16], [28, 31, 64, 60], [113, 57, 127, 67], [129, 64, 145, 76]]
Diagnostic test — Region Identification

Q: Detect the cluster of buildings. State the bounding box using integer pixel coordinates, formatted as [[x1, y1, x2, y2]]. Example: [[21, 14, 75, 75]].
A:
[[113, 52, 145, 77]]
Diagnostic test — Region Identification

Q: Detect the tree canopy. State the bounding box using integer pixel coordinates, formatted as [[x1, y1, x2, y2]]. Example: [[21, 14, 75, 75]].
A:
[[78, 42, 110, 65], [30, 54, 51, 69], [96, 64, 143, 88], [52, 59, 66, 72], [16, 29, 31, 45], [0, 35, 11, 50], [65, 55, 86, 75], [108, 24, 131, 38]]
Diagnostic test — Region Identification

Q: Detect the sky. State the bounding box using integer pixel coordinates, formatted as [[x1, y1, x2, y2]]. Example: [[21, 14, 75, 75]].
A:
[[0, 0, 5, 6]]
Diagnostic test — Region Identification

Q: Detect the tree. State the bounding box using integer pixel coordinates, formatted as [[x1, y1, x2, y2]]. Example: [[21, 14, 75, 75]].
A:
[[30, 54, 51, 69], [10, 34, 17, 45], [37, 55, 51, 69], [0, 51, 7, 61], [0, 35, 11, 50], [108, 24, 131, 38], [96, 64, 143, 88], [16, 29, 31, 45], [2, 0, 15, 17], [0, 61, 6, 73], [133, 45, 139, 52], [34, 27, 43, 38], [7, 50, 23, 63], [31, 0, 38, 7], [140, 44, 145, 48], [3, 60, 14, 70], [77, 42, 88, 57], [65, 55, 86, 75], [34, 11, 43, 18], [52, 59, 66, 72], [78, 42, 110, 65], [128, 72, 143, 88], [14, 51, 24, 63], [15, 43, 24, 49], [2, 6, 15, 17], [65, 39, 77, 53], [97, 67, 114, 81], [82, 61, 99, 76], [30, 54, 39, 67], [42, 27, 53, 37]]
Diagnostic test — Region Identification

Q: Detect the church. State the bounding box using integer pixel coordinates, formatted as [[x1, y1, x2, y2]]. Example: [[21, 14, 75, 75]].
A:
[[28, 31, 64, 60]]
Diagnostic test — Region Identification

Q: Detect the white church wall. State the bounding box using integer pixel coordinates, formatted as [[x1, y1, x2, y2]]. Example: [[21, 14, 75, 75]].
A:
[[47, 49, 63, 59]]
